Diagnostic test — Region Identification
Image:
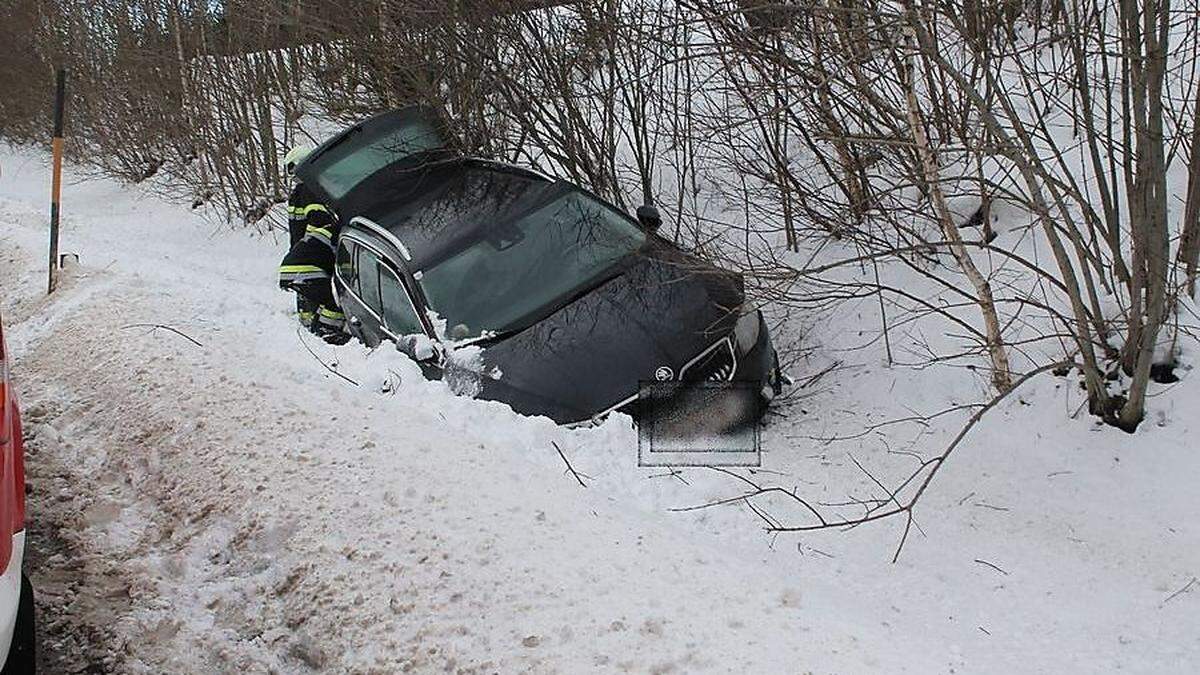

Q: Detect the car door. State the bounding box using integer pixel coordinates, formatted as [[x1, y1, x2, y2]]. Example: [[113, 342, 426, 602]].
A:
[[350, 245, 391, 347], [334, 237, 386, 347], [334, 238, 369, 344], [377, 264, 425, 339], [377, 262, 446, 369], [336, 233, 435, 354]]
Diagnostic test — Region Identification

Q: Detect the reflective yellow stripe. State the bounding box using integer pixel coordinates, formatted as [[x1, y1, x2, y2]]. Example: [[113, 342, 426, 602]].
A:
[[298, 310, 315, 321], [296, 203, 328, 216], [306, 226, 333, 239], [279, 264, 324, 274], [318, 307, 344, 319]]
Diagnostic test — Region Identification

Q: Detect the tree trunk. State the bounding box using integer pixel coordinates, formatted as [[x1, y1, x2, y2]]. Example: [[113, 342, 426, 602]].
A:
[[1117, 0, 1171, 431], [1178, 88, 1200, 296], [903, 22, 1012, 393]]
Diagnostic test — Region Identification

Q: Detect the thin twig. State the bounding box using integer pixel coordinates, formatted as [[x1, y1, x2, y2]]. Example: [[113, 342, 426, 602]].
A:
[[647, 468, 691, 485], [679, 362, 1070, 562], [121, 323, 203, 348], [552, 441, 587, 488], [892, 513, 914, 563], [798, 360, 843, 389], [974, 558, 1010, 576], [1162, 577, 1197, 607], [296, 328, 359, 387]]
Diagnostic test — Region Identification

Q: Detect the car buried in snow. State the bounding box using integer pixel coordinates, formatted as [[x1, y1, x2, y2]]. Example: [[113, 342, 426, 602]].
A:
[[293, 107, 783, 427]]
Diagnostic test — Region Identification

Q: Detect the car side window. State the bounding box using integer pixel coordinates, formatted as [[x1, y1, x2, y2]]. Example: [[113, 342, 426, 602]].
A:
[[355, 246, 384, 316], [379, 267, 423, 335], [336, 240, 358, 294]]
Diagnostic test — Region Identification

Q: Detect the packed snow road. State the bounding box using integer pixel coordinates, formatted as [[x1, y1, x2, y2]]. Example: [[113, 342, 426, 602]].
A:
[[1, 146, 1198, 673]]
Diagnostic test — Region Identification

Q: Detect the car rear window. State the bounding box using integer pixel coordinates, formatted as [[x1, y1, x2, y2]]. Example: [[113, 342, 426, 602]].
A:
[[305, 111, 451, 203]]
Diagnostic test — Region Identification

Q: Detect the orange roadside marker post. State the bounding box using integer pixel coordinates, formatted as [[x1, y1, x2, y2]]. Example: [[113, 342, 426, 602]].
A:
[[48, 68, 66, 294]]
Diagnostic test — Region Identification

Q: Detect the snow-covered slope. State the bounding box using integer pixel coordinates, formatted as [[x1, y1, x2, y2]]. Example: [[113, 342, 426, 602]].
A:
[[1, 146, 1197, 673]]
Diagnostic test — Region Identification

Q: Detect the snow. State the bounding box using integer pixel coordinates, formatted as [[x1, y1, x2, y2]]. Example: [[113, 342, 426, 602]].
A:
[[1, 144, 1199, 672]]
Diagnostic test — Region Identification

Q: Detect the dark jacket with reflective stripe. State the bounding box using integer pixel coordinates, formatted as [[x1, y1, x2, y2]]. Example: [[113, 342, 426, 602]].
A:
[[280, 182, 340, 310], [287, 183, 322, 246]]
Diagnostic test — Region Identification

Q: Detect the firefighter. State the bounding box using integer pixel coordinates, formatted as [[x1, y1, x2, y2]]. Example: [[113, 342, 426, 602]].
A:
[[279, 144, 350, 345]]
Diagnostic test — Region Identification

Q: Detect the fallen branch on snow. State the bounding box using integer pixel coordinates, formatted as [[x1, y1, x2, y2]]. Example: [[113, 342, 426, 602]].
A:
[[974, 558, 1009, 576], [1162, 577, 1197, 607], [552, 441, 588, 488], [296, 328, 359, 387], [672, 361, 1071, 563], [121, 323, 203, 348]]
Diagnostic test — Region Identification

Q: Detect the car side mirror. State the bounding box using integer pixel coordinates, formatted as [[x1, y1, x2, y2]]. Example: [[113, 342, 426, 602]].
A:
[[636, 204, 662, 232]]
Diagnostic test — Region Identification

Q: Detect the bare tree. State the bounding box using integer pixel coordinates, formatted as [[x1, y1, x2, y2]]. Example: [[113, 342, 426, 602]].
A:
[[4, 0, 1197, 431]]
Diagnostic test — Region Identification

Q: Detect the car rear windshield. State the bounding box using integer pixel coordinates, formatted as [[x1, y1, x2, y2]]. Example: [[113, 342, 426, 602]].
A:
[[418, 189, 646, 339], [310, 117, 446, 202]]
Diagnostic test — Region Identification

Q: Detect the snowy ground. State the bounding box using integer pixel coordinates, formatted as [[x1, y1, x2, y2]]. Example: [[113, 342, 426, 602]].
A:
[[1, 145, 1198, 673]]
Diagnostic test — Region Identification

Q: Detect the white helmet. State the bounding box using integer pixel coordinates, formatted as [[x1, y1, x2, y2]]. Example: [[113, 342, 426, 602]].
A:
[[284, 144, 314, 175]]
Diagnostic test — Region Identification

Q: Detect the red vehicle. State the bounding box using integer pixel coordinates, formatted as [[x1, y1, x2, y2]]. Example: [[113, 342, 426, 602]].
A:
[[0, 310, 35, 672]]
